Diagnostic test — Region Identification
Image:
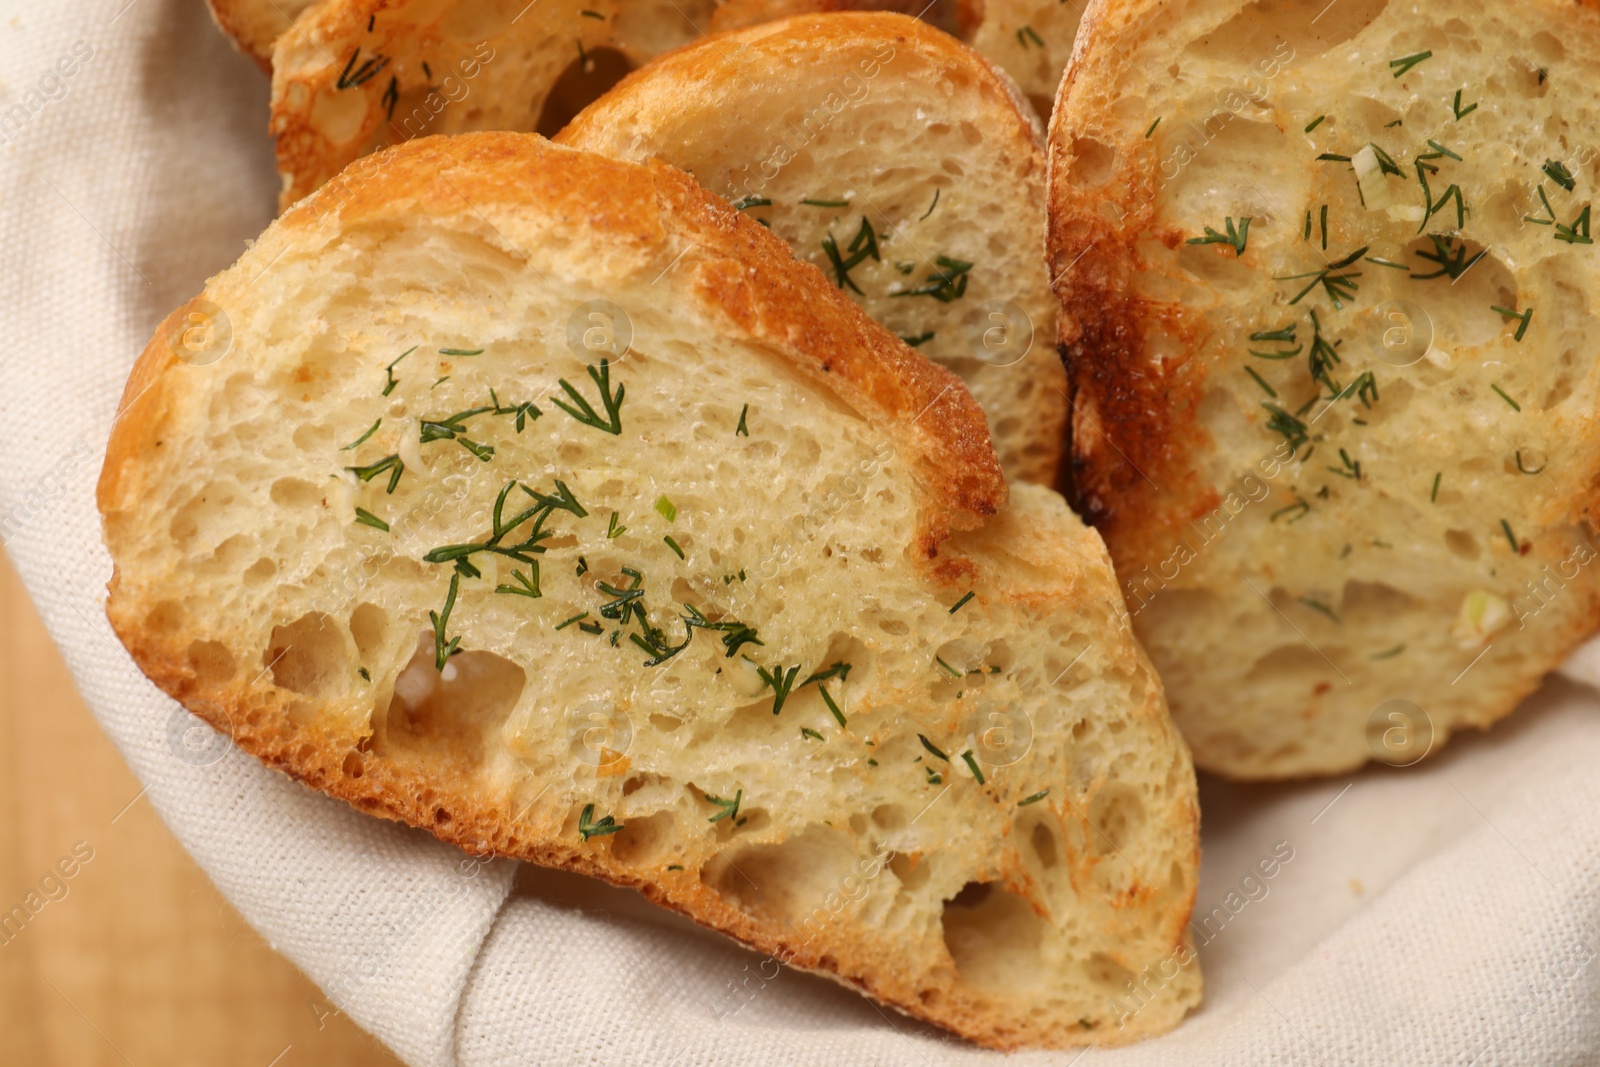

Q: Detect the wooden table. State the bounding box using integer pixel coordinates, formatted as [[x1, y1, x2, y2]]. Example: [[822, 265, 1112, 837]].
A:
[[0, 552, 403, 1066]]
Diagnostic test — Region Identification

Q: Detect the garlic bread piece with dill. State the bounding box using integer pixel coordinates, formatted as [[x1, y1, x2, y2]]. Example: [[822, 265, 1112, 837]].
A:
[[558, 13, 1067, 487], [1048, 0, 1600, 779], [269, 0, 619, 209], [99, 133, 1201, 1050]]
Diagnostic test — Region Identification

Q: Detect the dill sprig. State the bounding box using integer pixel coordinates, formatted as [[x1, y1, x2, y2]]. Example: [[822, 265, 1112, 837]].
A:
[[1492, 305, 1533, 342], [336, 47, 390, 90], [354, 507, 389, 532], [961, 751, 986, 785], [429, 572, 461, 670], [918, 734, 950, 761], [1261, 402, 1309, 454], [577, 804, 623, 841], [488, 387, 541, 431], [736, 404, 750, 436], [892, 256, 973, 303], [1452, 89, 1478, 120], [420, 405, 496, 461], [382, 346, 416, 396], [1186, 216, 1251, 256], [1018, 789, 1049, 807], [495, 564, 541, 599], [1389, 50, 1432, 78], [706, 790, 742, 823], [1299, 596, 1342, 623], [758, 664, 802, 715], [1500, 519, 1520, 552], [1543, 159, 1577, 192], [552, 359, 625, 434], [347, 454, 405, 494], [820, 217, 881, 294], [1412, 234, 1485, 280], [1278, 246, 1367, 309], [342, 419, 381, 450]]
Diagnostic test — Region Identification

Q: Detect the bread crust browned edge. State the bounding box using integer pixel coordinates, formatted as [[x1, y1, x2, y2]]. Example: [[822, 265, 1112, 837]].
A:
[[562, 11, 1047, 153], [1046, 0, 1600, 781], [204, 0, 279, 72], [558, 10, 1060, 489], [89, 134, 1206, 1051]]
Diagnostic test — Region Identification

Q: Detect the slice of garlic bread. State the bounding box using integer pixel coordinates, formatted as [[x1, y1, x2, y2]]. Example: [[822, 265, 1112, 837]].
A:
[[558, 13, 1068, 487], [206, 0, 319, 70], [98, 133, 1200, 1048], [704, 0, 1078, 121], [1049, 0, 1600, 778], [270, 0, 620, 209]]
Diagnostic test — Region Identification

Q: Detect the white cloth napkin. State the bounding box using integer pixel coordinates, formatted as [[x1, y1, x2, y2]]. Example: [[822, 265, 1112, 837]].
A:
[[4, 3, 1598, 1064]]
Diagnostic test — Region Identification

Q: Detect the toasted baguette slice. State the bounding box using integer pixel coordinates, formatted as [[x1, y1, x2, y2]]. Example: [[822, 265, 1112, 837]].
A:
[[1048, 0, 1600, 778], [98, 133, 1200, 1049], [708, 0, 1077, 121], [270, 0, 619, 209], [206, 0, 319, 70], [709, 0, 980, 39], [559, 13, 1068, 487], [211, 0, 706, 74]]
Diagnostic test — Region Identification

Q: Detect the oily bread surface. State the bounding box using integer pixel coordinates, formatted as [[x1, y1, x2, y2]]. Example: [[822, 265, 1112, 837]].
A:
[[99, 133, 1201, 1049], [559, 13, 1068, 487], [1049, 0, 1600, 777]]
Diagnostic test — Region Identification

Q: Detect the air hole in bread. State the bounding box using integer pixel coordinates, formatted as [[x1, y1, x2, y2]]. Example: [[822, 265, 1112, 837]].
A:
[[871, 803, 908, 832], [1029, 821, 1059, 869], [537, 46, 634, 138], [349, 602, 390, 665], [375, 633, 525, 770], [1164, 119, 1303, 232], [266, 612, 349, 699], [608, 809, 677, 867], [1542, 349, 1578, 408], [941, 881, 1047, 990], [1341, 580, 1415, 621], [1245, 644, 1331, 688], [188, 640, 236, 686], [342, 750, 364, 779], [244, 558, 277, 585], [1185, 0, 1388, 60], [1444, 529, 1479, 560], [1083, 950, 1136, 991], [269, 477, 324, 511], [1389, 239, 1513, 347], [700, 824, 856, 924], [889, 850, 930, 892], [1067, 137, 1116, 186], [1087, 784, 1145, 856]]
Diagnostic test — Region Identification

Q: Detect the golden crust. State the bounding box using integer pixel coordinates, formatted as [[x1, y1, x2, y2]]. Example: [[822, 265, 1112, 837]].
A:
[[1047, 0, 1600, 777], [559, 12, 1062, 486], [97, 134, 1205, 1050]]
